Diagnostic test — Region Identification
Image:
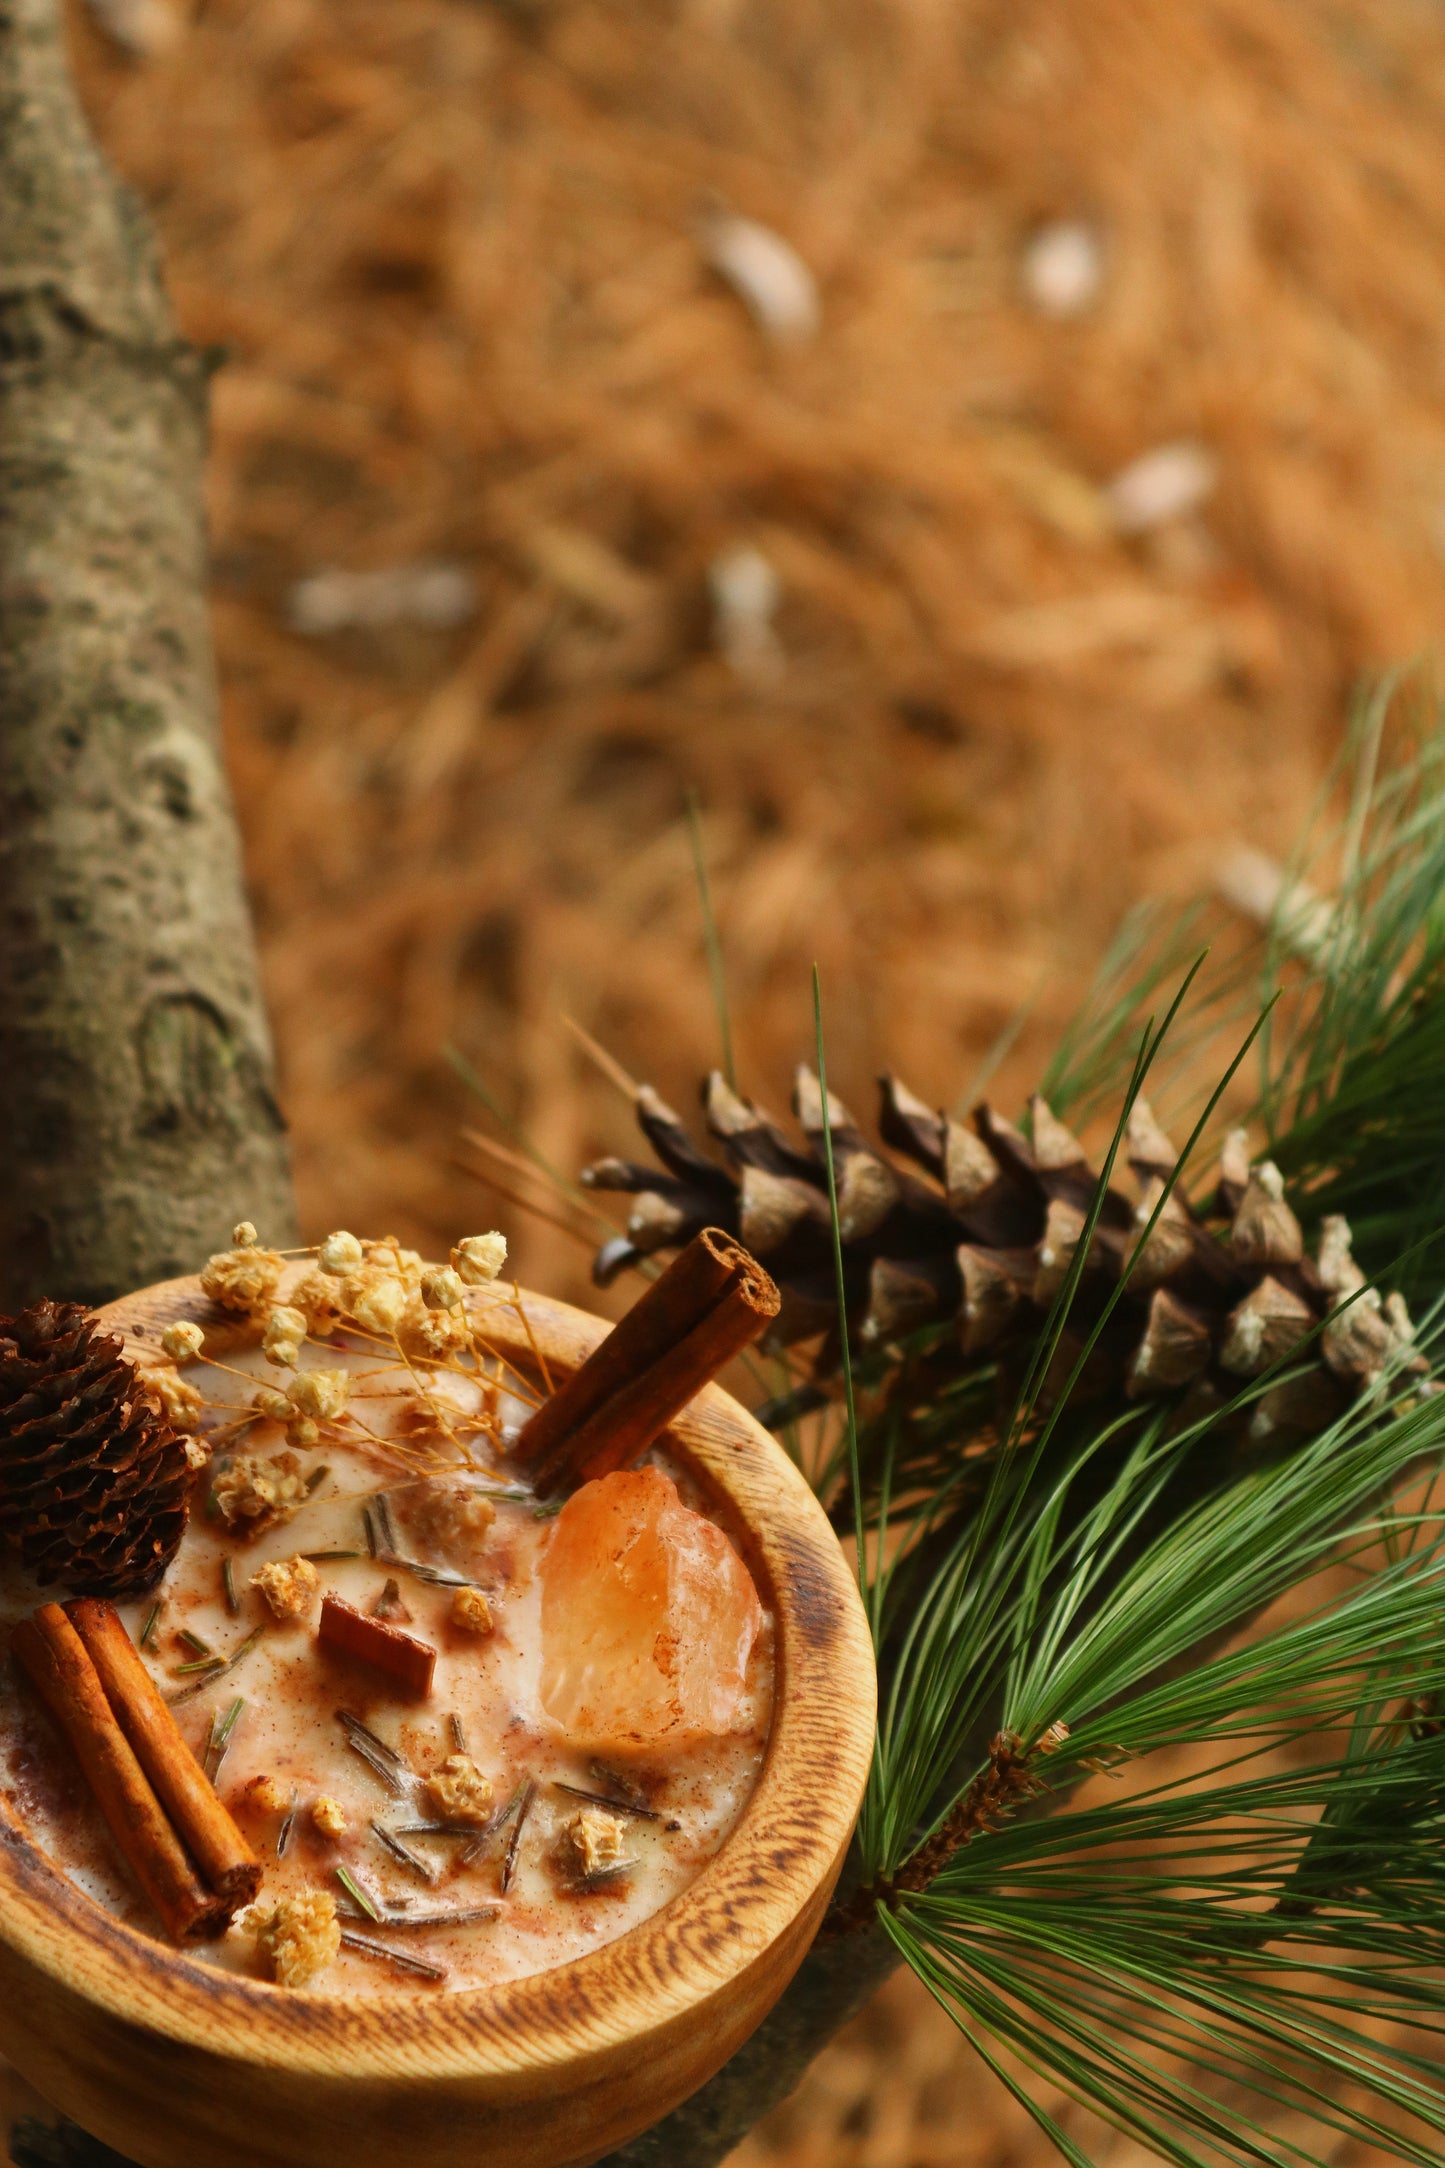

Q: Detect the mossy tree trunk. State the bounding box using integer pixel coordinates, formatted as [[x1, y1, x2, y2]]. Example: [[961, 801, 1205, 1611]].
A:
[[0, 0, 296, 1314]]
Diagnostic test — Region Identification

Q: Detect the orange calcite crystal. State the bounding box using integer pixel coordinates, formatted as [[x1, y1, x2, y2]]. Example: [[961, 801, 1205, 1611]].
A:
[[539, 1467, 763, 1750]]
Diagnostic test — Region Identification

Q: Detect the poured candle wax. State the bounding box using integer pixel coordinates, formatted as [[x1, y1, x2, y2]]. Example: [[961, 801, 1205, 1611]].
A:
[[0, 1296, 773, 1995]]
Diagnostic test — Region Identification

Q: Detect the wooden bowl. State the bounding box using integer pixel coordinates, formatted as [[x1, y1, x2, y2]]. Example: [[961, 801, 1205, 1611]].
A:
[[0, 1276, 875, 2168]]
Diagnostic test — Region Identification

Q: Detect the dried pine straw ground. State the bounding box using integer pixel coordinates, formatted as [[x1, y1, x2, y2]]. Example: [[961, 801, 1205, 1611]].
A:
[[10, 0, 1445, 2158]]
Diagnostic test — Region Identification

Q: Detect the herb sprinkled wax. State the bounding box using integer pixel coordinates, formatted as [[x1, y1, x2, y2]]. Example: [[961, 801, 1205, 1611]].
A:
[[0, 1229, 778, 1996]]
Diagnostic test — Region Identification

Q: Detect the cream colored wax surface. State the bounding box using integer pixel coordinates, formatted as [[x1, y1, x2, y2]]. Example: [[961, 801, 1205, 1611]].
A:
[[0, 1322, 773, 1995]]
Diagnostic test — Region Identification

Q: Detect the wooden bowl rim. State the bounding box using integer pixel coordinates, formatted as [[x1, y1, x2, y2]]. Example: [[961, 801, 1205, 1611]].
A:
[[0, 1274, 876, 2083]]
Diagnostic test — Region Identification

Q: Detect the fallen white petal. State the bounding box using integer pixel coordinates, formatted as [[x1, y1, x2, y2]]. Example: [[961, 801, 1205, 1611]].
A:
[[709, 544, 784, 680], [287, 561, 477, 636], [1106, 441, 1218, 533], [702, 214, 820, 344], [1020, 221, 1104, 318]]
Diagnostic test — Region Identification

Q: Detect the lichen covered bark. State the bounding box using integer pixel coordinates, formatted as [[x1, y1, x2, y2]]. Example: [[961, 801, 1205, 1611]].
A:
[[0, 0, 296, 1307]]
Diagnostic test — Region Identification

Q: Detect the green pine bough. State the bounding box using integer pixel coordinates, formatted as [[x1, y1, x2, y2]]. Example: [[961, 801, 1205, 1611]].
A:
[[579, 705, 1445, 2168]]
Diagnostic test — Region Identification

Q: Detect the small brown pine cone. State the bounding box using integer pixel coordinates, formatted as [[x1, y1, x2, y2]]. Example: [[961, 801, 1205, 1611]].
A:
[[0, 1300, 192, 1599]]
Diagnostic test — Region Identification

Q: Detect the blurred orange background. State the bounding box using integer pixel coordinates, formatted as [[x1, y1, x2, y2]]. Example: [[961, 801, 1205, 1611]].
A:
[[15, 0, 1445, 2156]]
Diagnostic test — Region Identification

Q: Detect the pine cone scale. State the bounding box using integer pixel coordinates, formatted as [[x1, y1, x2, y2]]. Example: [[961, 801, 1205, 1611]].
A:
[[582, 1071, 1426, 1442]]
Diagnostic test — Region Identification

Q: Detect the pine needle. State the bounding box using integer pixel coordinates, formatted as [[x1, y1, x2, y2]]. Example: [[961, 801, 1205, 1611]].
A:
[[813, 966, 866, 1598], [688, 788, 736, 1089]]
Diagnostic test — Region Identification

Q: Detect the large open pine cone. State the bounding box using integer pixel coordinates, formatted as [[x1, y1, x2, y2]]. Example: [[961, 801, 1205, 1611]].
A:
[[0, 1301, 192, 1598], [582, 1071, 1423, 1442]]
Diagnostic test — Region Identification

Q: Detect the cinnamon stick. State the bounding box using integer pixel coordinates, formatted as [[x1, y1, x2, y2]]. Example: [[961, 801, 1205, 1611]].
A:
[[65, 1598, 261, 1908], [319, 1594, 436, 1698], [516, 1228, 780, 1498], [12, 1605, 228, 1943]]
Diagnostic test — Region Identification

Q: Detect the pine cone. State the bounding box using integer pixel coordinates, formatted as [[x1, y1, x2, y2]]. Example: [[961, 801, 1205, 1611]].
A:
[[582, 1071, 1423, 1443], [0, 1301, 192, 1599]]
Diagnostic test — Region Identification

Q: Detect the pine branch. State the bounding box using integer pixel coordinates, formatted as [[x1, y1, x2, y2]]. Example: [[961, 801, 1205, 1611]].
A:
[[0, 0, 296, 1307]]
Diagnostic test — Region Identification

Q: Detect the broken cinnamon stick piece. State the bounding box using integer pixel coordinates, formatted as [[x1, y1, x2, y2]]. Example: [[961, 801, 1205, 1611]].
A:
[[515, 1228, 780, 1499], [318, 1595, 436, 1698], [65, 1598, 261, 1908], [12, 1605, 228, 1943]]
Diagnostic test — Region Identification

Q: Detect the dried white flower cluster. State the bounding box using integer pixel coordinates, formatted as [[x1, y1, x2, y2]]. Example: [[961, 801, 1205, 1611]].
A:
[[247, 1888, 340, 1988], [214, 1451, 311, 1538], [245, 1365, 348, 1453], [450, 1585, 492, 1635], [160, 1220, 510, 1476], [136, 1309, 211, 1437], [195, 1223, 506, 1356], [410, 1481, 496, 1561], [200, 1221, 286, 1315], [261, 1305, 307, 1367], [317, 1230, 363, 1275], [421, 1266, 465, 1311], [424, 1753, 494, 1825], [560, 1806, 628, 1881], [137, 1363, 203, 1430], [249, 1553, 320, 1620], [453, 1232, 508, 1286], [310, 1796, 347, 1841], [295, 1228, 510, 1362]]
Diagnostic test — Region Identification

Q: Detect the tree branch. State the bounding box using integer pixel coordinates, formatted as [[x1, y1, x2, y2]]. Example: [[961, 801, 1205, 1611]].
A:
[[0, 0, 296, 1310]]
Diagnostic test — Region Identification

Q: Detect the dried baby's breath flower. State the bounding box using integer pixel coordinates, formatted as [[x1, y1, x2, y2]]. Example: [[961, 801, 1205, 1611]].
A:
[[559, 1806, 626, 1880], [423, 1754, 494, 1826], [397, 1293, 469, 1361], [232, 1221, 260, 1249], [286, 1368, 349, 1422], [214, 1450, 309, 1537], [340, 1267, 408, 1338], [311, 1796, 347, 1840], [367, 1242, 424, 1285], [287, 1418, 320, 1451], [201, 1242, 285, 1317], [138, 1365, 203, 1428], [450, 1585, 492, 1635], [250, 1385, 292, 1422], [252, 1888, 340, 1988], [250, 1555, 320, 1621], [243, 1773, 290, 1815], [452, 1233, 507, 1287], [262, 1306, 308, 1369], [420, 1265, 465, 1312], [289, 1270, 340, 1338], [160, 1320, 205, 1363], [317, 1230, 364, 1277], [413, 1482, 495, 1558], [181, 1436, 210, 1472]]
